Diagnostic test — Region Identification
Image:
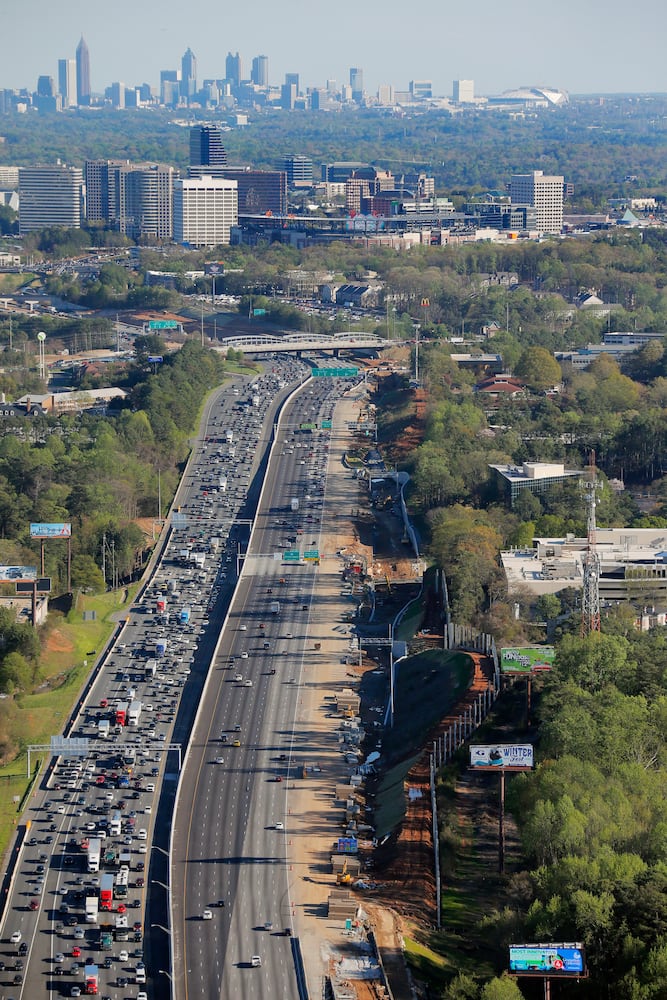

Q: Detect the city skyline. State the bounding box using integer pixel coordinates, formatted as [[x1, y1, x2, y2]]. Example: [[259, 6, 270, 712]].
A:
[[3, 0, 667, 98]]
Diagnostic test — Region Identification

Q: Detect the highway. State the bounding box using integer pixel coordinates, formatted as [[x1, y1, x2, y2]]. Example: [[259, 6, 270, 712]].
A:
[[172, 376, 349, 1000], [0, 355, 310, 1000]]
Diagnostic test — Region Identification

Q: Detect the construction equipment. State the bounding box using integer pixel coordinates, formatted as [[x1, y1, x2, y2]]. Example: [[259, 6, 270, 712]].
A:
[[337, 859, 352, 885]]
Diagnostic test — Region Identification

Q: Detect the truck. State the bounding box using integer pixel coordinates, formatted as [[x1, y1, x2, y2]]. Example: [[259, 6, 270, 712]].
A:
[[156, 598, 166, 613], [103, 847, 117, 868], [180, 607, 191, 625], [225, 429, 234, 443], [144, 658, 157, 679], [99, 873, 114, 911], [290, 497, 299, 512], [115, 703, 128, 727], [84, 962, 99, 995], [114, 867, 129, 899], [87, 838, 101, 874], [193, 552, 206, 569], [97, 719, 110, 739], [127, 701, 142, 726], [99, 930, 113, 951], [155, 640, 167, 658], [270, 601, 280, 615], [85, 894, 99, 923], [218, 476, 227, 492], [110, 812, 122, 837]]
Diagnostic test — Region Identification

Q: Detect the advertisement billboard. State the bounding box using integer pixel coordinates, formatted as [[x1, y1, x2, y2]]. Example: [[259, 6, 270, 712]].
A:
[[30, 522, 72, 539], [0, 566, 37, 583], [501, 646, 555, 674], [509, 943, 586, 977], [470, 745, 534, 770], [16, 578, 51, 594]]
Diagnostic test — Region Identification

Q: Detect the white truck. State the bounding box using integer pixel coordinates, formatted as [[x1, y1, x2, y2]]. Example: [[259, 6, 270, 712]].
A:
[[270, 601, 280, 615], [290, 498, 299, 512], [85, 895, 99, 923], [97, 719, 110, 739], [219, 476, 227, 492], [87, 838, 102, 874], [127, 700, 142, 726], [226, 429, 234, 443]]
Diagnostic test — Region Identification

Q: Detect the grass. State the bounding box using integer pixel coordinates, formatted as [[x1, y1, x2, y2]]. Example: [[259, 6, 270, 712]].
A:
[[0, 273, 36, 293], [404, 934, 453, 989], [0, 585, 137, 860]]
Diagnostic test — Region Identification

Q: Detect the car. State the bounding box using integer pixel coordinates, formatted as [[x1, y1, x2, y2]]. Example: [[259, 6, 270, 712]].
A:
[[71, 987, 82, 998], [241, 650, 248, 659], [234, 724, 241, 732], [274, 821, 284, 830], [55, 952, 65, 963], [202, 909, 213, 920], [119, 949, 129, 961], [74, 927, 84, 939], [146, 783, 155, 792], [251, 955, 262, 967], [29, 898, 39, 910], [239, 624, 247, 631], [244, 679, 253, 687], [264, 921, 273, 931], [18, 942, 28, 956], [234, 674, 243, 682], [138, 828, 147, 840], [9, 931, 21, 944], [137, 993, 148, 1000], [232, 739, 241, 747], [117, 977, 128, 988], [215, 756, 225, 764], [72, 946, 81, 958], [274, 775, 283, 782], [44, 834, 54, 844]]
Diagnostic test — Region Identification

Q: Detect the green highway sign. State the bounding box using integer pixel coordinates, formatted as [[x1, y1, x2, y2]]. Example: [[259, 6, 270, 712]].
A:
[[148, 320, 179, 330], [253, 308, 267, 316], [311, 367, 359, 378], [303, 550, 320, 561], [283, 550, 300, 562], [320, 420, 332, 429], [300, 422, 317, 431]]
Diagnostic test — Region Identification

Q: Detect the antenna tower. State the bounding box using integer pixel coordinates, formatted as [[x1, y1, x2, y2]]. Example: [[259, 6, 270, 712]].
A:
[[581, 450, 602, 636]]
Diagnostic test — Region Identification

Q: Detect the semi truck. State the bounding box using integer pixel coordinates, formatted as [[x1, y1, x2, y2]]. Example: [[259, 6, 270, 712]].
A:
[[115, 703, 128, 727], [99, 930, 113, 951], [99, 873, 114, 911], [127, 701, 142, 726], [219, 476, 227, 492], [155, 640, 167, 658], [110, 812, 122, 837], [85, 894, 99, 923], [225, 429, 234, 443], [84, 963, 99, 995], [291, 497, 299, 511], [87, 838, 101, 874], [144, 658, 157, 679]]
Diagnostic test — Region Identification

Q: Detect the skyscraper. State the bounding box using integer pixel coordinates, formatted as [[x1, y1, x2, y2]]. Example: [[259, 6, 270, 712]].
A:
[[181, 48, 197, 100], [85, 160, 175, 240], [225, 52, 242, 90], [58, 58, 76, 108], [76, 36, 91, 106], [19, 164, 83, 233], [189, 125, 227, 168], [251, 55, 268, 88], [510, 170, 564, 234], [349, 67, 363, 103]]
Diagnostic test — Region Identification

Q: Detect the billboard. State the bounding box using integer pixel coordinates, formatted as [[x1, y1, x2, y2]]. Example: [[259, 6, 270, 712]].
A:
[[30, 522, 72, 539], [509, 943, 586, 977], [0, 566, 37, 583], [16, 578, 51, 594], [501, 646, 555, 674], [337, 837, 358, 854], [470, 744, 534, 770]]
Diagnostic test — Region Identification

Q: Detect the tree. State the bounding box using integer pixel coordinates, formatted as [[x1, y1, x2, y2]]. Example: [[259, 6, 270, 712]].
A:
[[514, 347, 562, 391], [480, 975, 525, 1000], [71, 555, 105, 594]]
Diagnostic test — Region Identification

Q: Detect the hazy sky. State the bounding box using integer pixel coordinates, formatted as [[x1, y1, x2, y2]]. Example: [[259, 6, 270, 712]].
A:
[[4, 0, 667, 97]]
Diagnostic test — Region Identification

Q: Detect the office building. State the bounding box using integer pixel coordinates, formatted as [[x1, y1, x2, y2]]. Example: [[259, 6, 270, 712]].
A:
[[410, 80, 432, 100], [284, 155, 313, 188], [181, 48, 197, 100], [76, 36, 91, 106], [226, 52, 243, 90], [189, 166, 287, 215], [85, 159, 175, 240], [110, 82, 125, 109], [281, 82, 297, 110], [174, 175, 238, 246], [190, 125, 227, 168], [37, 76, 55, 98], [160, 70, 180, 106], [349, 67, 363, 102], [285, 73, 299, 94], [377, 84, 394, 106], [453, 79, 475, 103], [251, 55, 269, 88], [58, 58, 76, 108], [510, 170, 564, 234], [19, 164, 83, 234]]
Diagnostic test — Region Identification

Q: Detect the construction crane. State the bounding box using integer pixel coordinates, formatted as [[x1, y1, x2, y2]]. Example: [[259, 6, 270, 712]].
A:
[[581, 451, 602, 636]]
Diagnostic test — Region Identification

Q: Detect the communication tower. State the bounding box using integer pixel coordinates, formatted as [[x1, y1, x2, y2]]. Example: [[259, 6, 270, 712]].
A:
[[581, 451, 602, 636]]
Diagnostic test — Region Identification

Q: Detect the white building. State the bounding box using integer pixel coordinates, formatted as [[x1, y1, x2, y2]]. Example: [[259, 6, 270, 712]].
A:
[[173, 176, 238, 247], [18, 164, 83, 234], [510, 170, 564, 234], [453, 79, 475, 103]]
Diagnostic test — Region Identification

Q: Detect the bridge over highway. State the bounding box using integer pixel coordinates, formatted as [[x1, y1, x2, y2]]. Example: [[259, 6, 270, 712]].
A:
[[214, 332, 391, 355]]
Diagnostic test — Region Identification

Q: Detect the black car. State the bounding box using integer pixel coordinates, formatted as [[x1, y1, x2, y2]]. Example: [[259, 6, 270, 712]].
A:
[[103, 957, 112, 969], [18, 943, 27, 956]]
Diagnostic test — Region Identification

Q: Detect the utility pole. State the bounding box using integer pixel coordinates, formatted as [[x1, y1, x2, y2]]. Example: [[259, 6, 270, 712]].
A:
[[581, 451, 602, 636]]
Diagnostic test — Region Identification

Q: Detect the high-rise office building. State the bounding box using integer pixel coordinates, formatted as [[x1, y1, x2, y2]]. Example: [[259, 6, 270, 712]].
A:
[[251, 55, 269, 88], [510, 170, 564, 234], [189, 166, 287, 215], [410, 80, 432, 100], [85, 159, 175, 240], [110, 82, 125, 109], [58, 58, 76, 108], [174, 175, 238, 246], [284, 155, 313, 188], [19, 164, 83, 233], [160, 70, 180, 106], [76, 36, 91, 106], [37, 76, 55, 98], [189, 125, 227, 168], [349, 67, 363, 102], [281, 83, 297, 110], [181, 48, 197, 100], [225, 52, 242, 90], [453, 79, 475, 103]]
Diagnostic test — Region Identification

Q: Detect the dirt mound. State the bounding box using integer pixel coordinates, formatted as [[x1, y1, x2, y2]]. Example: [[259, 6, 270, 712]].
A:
[[44, 629, 74, 654]]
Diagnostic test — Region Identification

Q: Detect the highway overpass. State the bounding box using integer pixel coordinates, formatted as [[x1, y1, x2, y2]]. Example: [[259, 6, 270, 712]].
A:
[[214, 332, 390, 356]]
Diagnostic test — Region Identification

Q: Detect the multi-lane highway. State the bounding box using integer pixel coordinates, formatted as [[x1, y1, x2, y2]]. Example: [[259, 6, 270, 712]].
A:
[[172, 376, 349, 1000], [0, 355, 313, 1000]]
